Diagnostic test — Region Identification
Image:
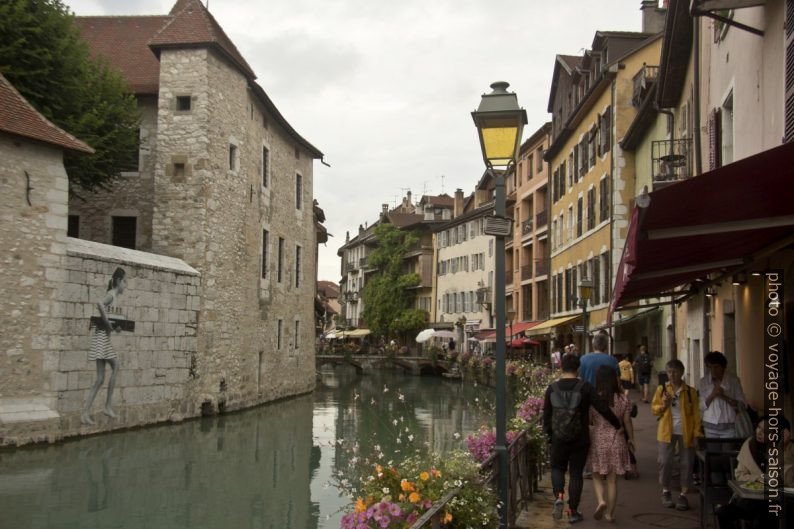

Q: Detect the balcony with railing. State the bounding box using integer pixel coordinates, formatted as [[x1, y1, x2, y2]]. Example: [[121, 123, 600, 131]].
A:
[[535, 259, 549, 277], [652, 138, 693, 189], [506, 270, 513, 285], [521, 265, 533, 281], [521, 219, 533, 237], [632, 64, 659, 107], [535, 209, 548, 229]]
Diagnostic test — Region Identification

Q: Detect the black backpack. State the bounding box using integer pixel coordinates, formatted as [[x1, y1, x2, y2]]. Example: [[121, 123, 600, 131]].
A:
[[636, 353, 652, 374], [549, 380, 585, 443]]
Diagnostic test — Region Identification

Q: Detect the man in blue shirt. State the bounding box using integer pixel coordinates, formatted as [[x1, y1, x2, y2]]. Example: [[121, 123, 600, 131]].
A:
[[579, 332, 619, 386]]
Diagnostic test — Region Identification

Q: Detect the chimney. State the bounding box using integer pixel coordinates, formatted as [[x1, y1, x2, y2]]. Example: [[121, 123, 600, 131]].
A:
[[453, 188, 464, 218], [640, 0, 666, 34], [345, 231, 350, 243], [358, 224, 363, 235]]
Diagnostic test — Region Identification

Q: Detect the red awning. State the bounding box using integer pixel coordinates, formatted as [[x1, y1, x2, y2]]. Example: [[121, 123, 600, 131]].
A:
[[472, 321, 542, 342], [611, 142, 794, 312], [508, 337, 541, 348]]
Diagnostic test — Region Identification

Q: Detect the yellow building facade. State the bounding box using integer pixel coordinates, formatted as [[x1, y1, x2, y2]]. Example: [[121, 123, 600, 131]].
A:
[[543, 33, 662, 351]]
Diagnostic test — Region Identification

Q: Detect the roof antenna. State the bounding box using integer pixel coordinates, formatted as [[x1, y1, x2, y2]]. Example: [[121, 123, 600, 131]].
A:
[[438, 174, 445, 194]]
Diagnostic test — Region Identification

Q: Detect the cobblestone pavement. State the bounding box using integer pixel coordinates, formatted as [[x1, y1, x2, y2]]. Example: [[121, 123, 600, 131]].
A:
[[517, 389, 702, 529]]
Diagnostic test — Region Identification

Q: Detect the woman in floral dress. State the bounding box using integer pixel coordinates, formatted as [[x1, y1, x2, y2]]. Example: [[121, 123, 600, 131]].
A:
[[588, 365, 635, 522]]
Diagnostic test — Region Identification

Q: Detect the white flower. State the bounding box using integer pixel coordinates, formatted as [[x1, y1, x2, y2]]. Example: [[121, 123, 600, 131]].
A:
[[454, 479, 463, 487], [354, 392, 359, 401], [371, 398, 376, 405], [383, 487, 390, 494], [393, 419, 398, 426], [368, 476, 375, 481], [454, 432, 461, 439], [383, 385, 389, 393], [396, 437, 401, 444], [374, 444, 381, 452], [398, 392, 405, 401], [408, 434, 414, 442]]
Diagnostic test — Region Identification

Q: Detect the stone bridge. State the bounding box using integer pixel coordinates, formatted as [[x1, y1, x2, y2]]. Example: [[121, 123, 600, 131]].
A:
[[315, 355, 453, 376]]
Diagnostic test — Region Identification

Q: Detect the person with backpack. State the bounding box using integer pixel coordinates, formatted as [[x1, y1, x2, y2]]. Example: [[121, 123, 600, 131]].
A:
[[542, 353, 623, 523], [652, 359, 703, 511], [633, 345, 653, 402]]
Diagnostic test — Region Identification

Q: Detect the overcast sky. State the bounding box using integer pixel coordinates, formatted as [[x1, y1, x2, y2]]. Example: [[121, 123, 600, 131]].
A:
[[67, 0, 653, 283]]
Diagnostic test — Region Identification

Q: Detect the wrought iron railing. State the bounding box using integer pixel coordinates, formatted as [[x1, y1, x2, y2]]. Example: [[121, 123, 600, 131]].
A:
[[407, 428, 542, 529], [652, 138, 693, 186], [535, 259, 549, 277], [535, 210, 548, 228], [521, 265, 533, 281], [521, 220, 533, 236]]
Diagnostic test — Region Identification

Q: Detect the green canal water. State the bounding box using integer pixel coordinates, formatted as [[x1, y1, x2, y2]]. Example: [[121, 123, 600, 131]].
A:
[[0, 369, 495, 529]]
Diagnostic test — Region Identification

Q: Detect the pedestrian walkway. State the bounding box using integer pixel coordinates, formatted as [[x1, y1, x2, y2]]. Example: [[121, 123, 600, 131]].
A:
[[517, 388, 701, 528]]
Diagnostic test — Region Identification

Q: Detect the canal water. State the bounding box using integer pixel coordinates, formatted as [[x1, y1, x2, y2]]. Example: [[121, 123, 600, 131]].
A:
[[0, 369, 495, 529]]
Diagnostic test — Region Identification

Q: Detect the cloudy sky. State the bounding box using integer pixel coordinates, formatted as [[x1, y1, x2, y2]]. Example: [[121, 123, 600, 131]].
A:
[[67, 0, 653, 282]]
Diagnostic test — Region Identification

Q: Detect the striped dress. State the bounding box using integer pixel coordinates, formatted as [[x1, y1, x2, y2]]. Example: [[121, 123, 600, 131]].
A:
[[88, 291, 117, 361]]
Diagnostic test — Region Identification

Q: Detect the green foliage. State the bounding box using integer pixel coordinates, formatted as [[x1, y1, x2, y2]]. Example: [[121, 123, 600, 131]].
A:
[[362, 224, 426, 337], [0, 0, 140, 192]]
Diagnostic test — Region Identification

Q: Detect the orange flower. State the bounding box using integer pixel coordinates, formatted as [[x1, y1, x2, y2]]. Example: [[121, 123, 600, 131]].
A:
[[375, 464, 383, 474], [408, 492, 421, 503], [442, 512, 453, 524], [431, 469, 442, 478], [419, 471, 430, 481], [400, 480, 415, 492], [398, 494, 405, 501], [355, 498, 366, 513]]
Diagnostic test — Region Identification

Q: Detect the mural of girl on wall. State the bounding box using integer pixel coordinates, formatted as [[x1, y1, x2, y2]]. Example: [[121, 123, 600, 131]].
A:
[[80, 267, 127, 425]]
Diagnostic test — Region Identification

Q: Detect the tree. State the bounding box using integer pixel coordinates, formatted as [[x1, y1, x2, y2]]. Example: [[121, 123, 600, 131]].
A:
[[0, 0, 140, 192], [361, 224, 427, 338]]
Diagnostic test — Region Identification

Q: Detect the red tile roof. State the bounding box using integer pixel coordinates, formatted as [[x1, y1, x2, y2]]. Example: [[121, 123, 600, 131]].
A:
[[75, 0, 255, 96], [74, 16, 170, 95], [421, 194, 454, 207], [0, 73, 93, 153], [149, 0, 255, 79]]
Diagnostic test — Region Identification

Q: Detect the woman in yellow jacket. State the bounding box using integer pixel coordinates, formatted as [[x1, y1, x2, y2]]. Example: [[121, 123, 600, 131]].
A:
[[651, 359, 703, 511]]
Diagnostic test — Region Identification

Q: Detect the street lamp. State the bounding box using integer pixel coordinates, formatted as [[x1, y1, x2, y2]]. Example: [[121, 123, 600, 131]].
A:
[[472, 81, 527, 529], [578, 278, 593, 353], [506, 306, 516, 346]]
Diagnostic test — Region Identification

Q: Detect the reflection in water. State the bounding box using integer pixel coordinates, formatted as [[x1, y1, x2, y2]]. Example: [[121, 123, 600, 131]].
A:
[[0, 370, 492, 529]]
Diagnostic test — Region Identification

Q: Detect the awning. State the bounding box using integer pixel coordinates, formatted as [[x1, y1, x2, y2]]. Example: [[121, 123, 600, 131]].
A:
[[611, 142, 794, 312], [345, 329, 372, 337], [526, 315, 580, 335], [470, 321, 541, 342], [590, 307, 660, 332], [509, 337, 541, 348]]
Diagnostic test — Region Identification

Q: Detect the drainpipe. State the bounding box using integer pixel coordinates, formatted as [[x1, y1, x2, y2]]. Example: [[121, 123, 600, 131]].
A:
[[655, 104, 675, 143], [692, 14, 703, 176]]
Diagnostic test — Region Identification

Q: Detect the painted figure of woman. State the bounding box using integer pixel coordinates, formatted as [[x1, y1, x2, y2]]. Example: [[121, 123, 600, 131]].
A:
[[80, 267, 126, 425]]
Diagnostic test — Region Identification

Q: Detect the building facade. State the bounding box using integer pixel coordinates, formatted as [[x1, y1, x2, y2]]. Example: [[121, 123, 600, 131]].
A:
[[69, 1, 323, 409], [544, 24, 663, 352], [509, 123, 552, 325]]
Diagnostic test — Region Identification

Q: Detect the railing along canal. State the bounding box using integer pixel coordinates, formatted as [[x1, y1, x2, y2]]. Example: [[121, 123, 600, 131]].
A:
[[407, 427, 543, 529]]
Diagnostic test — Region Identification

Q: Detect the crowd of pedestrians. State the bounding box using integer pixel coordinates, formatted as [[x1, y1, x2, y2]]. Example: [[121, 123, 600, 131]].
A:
[[542, 337, 793, 526]]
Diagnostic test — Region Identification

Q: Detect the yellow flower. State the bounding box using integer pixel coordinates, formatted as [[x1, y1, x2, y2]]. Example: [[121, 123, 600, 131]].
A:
[[355, 498, 366, 513], [375, 464, 383, 474], [419, 471, 430, 481], [408, 492, 421, 503], [400, 480, 415, 492], [443, 512, 453, 524]]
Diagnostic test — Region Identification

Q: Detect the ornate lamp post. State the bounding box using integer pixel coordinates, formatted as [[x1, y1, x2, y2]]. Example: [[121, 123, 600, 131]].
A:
[[578, 278, 594, 353], [472, 81, 527, 528]]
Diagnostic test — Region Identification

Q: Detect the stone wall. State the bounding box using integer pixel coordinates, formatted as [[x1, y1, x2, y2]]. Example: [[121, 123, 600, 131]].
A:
[[67, 95, 159, 251], [54, 238, 200, 433], [0, 133, 70, 439]]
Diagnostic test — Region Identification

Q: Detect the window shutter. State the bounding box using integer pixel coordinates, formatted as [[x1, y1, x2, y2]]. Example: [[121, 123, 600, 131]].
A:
[[708, 108, 722, 170], [602, 107, 611, 153], [596, 116, 602, 157], [786, 0, 794, 142]]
